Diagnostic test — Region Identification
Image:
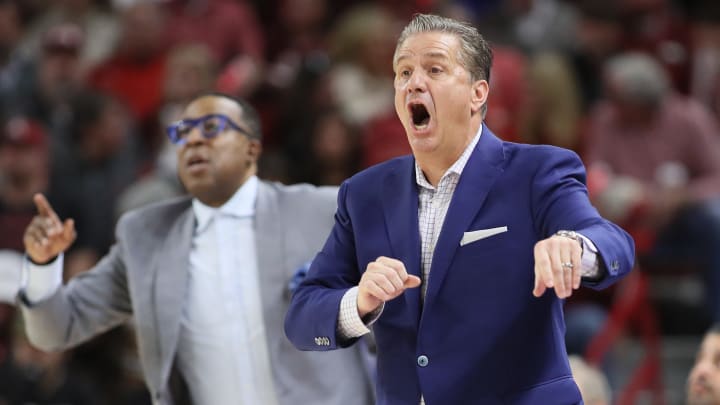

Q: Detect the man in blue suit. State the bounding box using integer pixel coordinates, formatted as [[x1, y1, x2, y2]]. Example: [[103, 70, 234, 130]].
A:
[[285, 14, 634, 405]]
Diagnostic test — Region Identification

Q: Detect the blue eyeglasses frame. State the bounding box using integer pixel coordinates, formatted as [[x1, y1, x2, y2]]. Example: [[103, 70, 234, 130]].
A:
[[166, 113, 251, 145]]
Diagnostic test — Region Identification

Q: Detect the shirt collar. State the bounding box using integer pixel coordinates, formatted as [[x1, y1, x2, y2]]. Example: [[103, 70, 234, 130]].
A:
[[193, 175, 259, 233], [415, 124, 483, 190]]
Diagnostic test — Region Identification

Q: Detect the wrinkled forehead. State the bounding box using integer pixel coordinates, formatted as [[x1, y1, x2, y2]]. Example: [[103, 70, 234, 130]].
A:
[[183, 96, 244, 122], [393, 31, 461, 68]]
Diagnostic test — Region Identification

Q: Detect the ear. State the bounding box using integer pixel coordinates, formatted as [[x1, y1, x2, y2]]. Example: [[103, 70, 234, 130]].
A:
[[470, 79, 489, 115], [247, 139, 263, 161]]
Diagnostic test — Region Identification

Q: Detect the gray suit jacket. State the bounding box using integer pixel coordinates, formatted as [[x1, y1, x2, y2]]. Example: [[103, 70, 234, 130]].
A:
[[20, 181, 374, 405]]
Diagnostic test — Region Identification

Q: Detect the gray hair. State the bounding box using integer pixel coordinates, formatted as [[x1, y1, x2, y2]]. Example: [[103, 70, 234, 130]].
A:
[[605, 53, 670, 105], [394, 14, 493, 117], [394, 14, 492, 83]]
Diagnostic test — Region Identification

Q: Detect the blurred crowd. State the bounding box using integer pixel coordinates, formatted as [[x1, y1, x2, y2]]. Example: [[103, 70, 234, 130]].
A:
[[0, 0, 720, 403]]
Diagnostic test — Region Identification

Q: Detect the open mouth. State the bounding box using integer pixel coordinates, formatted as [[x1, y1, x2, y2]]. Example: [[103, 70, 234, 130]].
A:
[[410, 103, 431, 129], [187, 155, 208, 168]]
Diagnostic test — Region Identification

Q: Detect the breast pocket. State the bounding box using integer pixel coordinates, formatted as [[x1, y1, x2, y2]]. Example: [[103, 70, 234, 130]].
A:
[[460, 226, 511, 253]]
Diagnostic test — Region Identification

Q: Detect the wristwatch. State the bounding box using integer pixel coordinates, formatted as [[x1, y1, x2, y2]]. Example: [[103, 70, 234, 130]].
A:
[[554, 230, 583, 252]]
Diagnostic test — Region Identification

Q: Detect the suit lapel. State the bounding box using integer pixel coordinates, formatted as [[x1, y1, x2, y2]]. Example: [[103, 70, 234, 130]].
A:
[[382, 158, 422, 324], [424, 127, 506, 307], [254, 181, 286, 330], [152, 203, 194, 384]]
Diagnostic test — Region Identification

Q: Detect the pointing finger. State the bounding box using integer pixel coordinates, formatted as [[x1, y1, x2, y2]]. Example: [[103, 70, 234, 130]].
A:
[[33, 194, 60, 224], [534, 247, 554, 289]]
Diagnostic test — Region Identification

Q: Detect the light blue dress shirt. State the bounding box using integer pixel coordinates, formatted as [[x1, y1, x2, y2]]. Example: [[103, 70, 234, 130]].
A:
[[177, 175, 277, 405]]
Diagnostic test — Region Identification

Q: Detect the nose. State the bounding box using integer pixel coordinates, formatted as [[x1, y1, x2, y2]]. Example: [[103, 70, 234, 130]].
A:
[[691, 361, 712, 382], [407, 70, 427, 94], [184, 127, 206, 146]]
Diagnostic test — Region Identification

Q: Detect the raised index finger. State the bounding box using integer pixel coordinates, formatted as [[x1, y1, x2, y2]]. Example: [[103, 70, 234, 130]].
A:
[[33, 193, 60, 224]]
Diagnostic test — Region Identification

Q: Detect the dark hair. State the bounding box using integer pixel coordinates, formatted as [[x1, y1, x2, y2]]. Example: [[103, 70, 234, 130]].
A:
[[203, 92, 262, 141], [394, 14, 493, 117], [710, 324, 720, 335]]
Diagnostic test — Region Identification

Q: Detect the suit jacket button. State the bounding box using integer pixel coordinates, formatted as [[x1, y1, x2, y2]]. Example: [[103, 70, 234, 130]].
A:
[[417, 355, 429, 367]]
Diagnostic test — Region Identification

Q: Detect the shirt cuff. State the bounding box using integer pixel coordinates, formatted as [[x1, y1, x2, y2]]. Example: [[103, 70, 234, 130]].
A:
[[575, 233, 603, 279], [337, 286, 383, 339], [21, 254, 63, 303]]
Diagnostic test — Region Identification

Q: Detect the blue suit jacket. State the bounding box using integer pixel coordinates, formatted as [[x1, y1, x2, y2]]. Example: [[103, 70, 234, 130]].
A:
[[285, 127, 634, 405]]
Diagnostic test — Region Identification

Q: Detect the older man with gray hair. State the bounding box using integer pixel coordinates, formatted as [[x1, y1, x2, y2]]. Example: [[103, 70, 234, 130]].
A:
[[587, 52, 720, 324], [286, 13, 634, 405]]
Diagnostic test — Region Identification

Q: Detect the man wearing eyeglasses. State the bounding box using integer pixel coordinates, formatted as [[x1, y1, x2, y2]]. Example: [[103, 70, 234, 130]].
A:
[[14, 93, 375, 405]]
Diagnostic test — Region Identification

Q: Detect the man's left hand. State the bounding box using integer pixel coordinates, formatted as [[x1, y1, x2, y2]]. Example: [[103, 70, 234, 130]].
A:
[[532, 234, 582, 298]]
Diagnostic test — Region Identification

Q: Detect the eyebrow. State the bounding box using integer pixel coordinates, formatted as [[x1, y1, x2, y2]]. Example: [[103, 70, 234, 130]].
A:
[[423, 51, 451, 61], [395, 50, 451, 66]]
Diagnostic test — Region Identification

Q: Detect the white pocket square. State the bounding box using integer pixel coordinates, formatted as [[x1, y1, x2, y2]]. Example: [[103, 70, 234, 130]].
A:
[[460, 226, 508, 246]]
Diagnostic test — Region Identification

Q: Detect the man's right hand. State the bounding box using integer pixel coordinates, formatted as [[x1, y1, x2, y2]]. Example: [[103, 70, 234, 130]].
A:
[[23, 194, 76, 264], [357, 256, 421, 317]]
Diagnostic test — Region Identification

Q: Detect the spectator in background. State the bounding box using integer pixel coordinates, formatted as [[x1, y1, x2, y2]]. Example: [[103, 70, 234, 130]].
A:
[[49, 90, 141, 276], [587, 52, 720, 323], [619, 0, 691, 93], [89, 2, 167, 145], [520, 52, 583, 151], [569, 355, 612, 405], [568, 0, 624, 113], [287, 108, 361, 186], [0, 0, 34, 118], [163, 0, 265, 98], [265, 0, 329, 70], [161, 44, 219, 117], [687, 324, 720, 405], [327, 5, 399, 127], [0, 117, 49, 252], [512, 0, 579, 53], [18, 0, 119, 73], [0, 0, 23, 67], [163, 0, 264, 66], [483, 46, 528, 143], [18, 23, 86, 128], [688, 0, 720, 121], [258, 0, 331, 146]]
